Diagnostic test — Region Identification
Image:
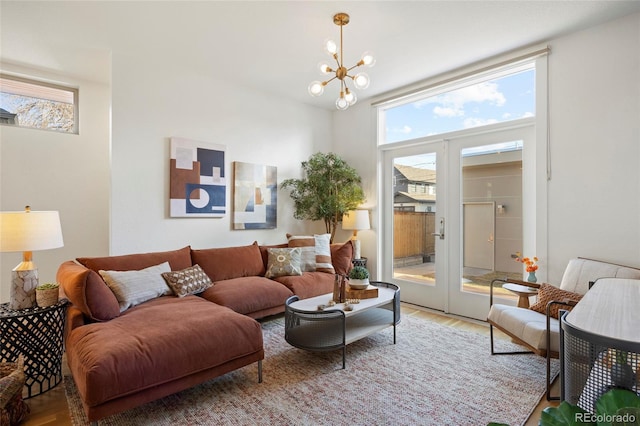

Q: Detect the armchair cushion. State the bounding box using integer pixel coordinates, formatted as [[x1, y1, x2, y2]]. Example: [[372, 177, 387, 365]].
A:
[[487, 304, 560, 353], [529, 283, 583, 319]]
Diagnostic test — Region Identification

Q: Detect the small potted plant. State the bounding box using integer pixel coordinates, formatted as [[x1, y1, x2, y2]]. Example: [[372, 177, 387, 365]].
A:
[[348, 266, 370, 289], [36, 282, 59, 307]]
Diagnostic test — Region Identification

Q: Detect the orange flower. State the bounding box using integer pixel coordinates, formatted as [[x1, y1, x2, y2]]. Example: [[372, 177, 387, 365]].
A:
[[515, 253, 539, 272]]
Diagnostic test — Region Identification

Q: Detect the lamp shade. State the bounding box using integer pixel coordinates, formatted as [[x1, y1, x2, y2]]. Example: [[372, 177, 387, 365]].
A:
[[342, 210, 370, 231], [0, 210, 64, 252]]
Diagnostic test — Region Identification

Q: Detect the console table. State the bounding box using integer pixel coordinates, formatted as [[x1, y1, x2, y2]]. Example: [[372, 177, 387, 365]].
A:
[[284, 281, 400, 369], [560, 278, 640, 410], [0, 300, 68, 398]]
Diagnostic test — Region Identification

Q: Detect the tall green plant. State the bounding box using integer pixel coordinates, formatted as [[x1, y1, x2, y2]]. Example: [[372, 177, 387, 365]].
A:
[[281, 152, 365, 243]]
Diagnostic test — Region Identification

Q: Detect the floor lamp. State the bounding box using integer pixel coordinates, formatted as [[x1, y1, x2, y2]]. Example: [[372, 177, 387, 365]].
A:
[[0, 206, 64, 310], [342, 209, 370, 260]]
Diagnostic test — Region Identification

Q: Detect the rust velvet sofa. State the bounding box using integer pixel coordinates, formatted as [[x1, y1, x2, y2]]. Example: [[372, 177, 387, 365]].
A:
[[57, 240, 353, 423]]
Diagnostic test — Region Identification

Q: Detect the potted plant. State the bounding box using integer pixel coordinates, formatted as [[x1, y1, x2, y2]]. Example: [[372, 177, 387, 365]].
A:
[[281, 152, 365, 243], [35, 282, 59, 307], [348, 266, 370, 289]]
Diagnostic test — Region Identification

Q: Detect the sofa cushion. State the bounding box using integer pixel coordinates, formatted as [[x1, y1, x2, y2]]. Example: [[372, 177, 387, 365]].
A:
[[99, 262, 172, 312], [314, 234, 335, 274], [65, 296, 263, 408], [191, 242, 265, 282], [259, 243, 288, 269], [529, 283, 583, 319], [199, 276, 293, 316], [161, 264, 213, 297], [274, 271, 335, 300], [77, 246, 192, 274], [265, 248, 303, 278], [287, 235, 316, 272], [57, 261, 121, 322], [330, 240, 353, 276]]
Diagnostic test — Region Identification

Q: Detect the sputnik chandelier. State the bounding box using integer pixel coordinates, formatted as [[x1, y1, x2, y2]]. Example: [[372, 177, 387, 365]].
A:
[[308, 13, 375, 110]]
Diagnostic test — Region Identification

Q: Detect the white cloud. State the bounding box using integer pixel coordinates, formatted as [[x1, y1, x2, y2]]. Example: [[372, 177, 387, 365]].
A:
[[433, 106, 463, 117], [522, 111, 534, 118], [388, 125, 412, 134], [502, 112, 512, 119], [415, 81, 506, 115], [463, 117, 499, 128]]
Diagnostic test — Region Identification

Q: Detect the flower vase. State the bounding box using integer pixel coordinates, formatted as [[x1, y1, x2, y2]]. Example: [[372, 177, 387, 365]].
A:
[[527, 271, 537, 283]]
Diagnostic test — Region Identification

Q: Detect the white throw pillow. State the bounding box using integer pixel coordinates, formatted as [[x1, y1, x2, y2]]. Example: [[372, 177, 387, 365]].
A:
[[314, 233, 335, 274], [99, 261, 172, 312]]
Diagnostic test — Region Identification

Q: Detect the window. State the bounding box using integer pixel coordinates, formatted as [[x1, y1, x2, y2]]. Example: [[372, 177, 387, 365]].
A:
[[380, 64, 535, 144], [0, 74, 78, 134]]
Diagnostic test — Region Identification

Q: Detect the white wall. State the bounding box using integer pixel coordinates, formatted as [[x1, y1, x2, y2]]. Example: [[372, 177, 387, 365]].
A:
[[333, 12, 640, 283], [0, 63, 111, 303], [110, 53, 333, 254], [546, 13, 640, 280]]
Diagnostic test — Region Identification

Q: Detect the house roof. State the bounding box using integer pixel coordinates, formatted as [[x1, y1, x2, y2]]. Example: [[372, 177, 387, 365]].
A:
[[395, 165, 436, 184], [396, 191, 436, 203]]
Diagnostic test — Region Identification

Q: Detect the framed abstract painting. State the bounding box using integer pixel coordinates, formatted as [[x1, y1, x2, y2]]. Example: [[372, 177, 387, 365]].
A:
[[169, 137, 226, 218], [233, 161, 277, 229]]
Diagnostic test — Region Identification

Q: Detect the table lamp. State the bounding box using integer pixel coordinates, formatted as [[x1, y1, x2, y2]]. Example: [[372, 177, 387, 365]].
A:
[[0, 206, 64, 310], [342, 209, 370, 260]]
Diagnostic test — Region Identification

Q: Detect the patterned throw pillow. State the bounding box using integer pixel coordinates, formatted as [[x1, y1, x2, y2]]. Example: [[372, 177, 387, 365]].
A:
[[314, 233, 335, 274], [161, 264, 213, 297], [287, 235, 317, 272], [265, 248, 303, 278], [99, 262, 172, 312], [529, 283, 583, 319]]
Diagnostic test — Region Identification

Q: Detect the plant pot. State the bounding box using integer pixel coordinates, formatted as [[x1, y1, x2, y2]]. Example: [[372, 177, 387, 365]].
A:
[[348, 278, 369, 290], [36, 287, 59, 307]]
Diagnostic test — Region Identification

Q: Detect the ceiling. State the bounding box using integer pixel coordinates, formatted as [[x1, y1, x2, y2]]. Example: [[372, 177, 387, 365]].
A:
[[2, 1, 639, 111]]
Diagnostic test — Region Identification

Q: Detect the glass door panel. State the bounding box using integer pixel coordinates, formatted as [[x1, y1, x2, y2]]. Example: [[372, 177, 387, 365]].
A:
[[383, 142, 446, 311]]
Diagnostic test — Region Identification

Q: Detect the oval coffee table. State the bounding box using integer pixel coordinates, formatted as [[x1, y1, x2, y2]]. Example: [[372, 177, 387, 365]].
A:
[[284, 281, 400, 369]]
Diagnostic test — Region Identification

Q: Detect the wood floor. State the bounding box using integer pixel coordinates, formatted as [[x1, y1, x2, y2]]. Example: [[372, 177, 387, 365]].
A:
[[21, 304, 558, 426]]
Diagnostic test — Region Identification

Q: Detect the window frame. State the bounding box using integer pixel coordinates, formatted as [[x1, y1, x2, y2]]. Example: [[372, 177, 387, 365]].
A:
[[0, 73, 79, 134]]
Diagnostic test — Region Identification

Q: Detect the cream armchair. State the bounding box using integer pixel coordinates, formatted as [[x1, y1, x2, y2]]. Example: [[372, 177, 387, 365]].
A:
[[487, 257, 640, 400]]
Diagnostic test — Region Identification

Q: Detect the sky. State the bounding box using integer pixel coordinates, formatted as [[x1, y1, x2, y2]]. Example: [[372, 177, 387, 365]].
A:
[[385, 68, 535, 145]]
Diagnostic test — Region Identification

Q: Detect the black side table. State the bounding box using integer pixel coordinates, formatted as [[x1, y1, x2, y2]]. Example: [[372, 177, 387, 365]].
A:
[[352, 258, 367, 268], [0, 300, 68, 398]]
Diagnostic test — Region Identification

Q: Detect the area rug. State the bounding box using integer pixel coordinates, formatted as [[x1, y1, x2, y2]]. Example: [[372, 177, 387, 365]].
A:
[[64, 314, 558, 426]]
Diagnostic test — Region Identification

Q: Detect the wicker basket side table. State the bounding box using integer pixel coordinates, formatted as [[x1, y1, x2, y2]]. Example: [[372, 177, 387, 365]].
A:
[[0, 300, 68, 398]]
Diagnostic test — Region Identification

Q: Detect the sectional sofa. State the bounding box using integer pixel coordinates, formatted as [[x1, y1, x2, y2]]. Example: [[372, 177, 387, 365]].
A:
[[56, 240, 353, 423]]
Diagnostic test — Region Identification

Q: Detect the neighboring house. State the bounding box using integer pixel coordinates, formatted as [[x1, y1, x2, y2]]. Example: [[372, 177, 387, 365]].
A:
[[394, 164, 436, 212], [0, 108, 17, 124]]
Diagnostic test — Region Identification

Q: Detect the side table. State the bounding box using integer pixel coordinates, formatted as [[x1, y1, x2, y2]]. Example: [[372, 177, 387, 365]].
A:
[[0, 300, 68, 398], [352, 258, 367, 268], [502, 283, 538, 308]]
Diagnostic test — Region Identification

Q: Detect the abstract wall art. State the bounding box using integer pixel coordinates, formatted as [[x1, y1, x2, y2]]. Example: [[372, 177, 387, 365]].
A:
[[233, 161, 277, 229], [169, 137, 226, 218]]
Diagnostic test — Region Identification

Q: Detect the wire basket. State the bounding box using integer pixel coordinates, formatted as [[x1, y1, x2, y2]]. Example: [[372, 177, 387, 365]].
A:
[[35, 287, 59, 308]]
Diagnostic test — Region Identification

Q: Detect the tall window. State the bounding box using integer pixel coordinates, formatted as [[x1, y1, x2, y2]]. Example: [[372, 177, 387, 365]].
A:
[[380, 64, 534, 144], [0, 74, 78, 134]]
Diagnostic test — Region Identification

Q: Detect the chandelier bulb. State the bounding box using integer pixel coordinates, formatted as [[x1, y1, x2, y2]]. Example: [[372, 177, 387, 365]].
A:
[[324, 39, 338, 56], [318, 62, 332, 75], [353, 72, 370, 90], [361, 51, 376, 67], [308, 81, 325, 97], [344, 89, 357, 106], [336, 96, 349, 110]]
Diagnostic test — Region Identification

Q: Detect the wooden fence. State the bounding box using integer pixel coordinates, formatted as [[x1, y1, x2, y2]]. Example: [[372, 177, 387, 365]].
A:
[[394, 211, 436, 260]]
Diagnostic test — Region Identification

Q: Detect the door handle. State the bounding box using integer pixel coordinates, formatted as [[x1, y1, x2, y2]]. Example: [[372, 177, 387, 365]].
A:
[[432, 217, 445, 240]]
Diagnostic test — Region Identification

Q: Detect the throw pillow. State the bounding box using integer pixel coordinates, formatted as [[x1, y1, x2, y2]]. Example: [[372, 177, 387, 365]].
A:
[[161, 264, 213, 297], [287, 235, 317, 272], [265, 248, 303, 278], [314, 233, 335, 274], [529, 283, 583, 319], [99, 262, 172, 312]]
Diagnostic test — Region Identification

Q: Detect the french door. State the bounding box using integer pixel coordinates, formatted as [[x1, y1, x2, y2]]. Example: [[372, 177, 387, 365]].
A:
[[381, 124, 534, 320]]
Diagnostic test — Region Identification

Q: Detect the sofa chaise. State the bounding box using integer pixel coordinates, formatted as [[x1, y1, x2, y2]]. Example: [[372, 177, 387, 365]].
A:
[[57, 240, 353, 423]]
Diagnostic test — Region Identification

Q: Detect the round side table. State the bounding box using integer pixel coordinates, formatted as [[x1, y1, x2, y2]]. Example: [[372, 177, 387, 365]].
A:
[[0, 300, 68, 398], [502, 283, 538, 308]]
